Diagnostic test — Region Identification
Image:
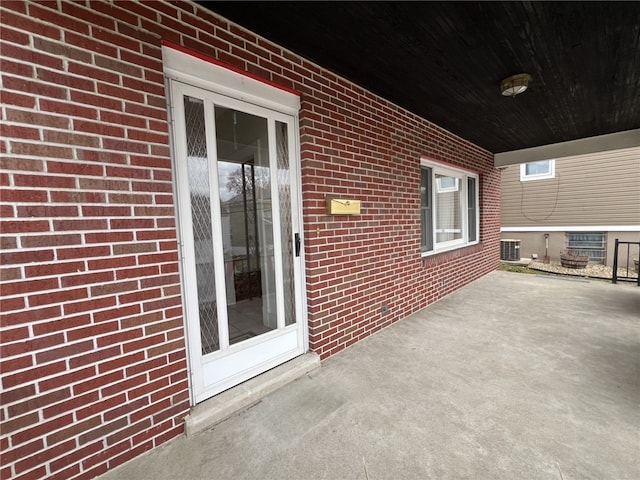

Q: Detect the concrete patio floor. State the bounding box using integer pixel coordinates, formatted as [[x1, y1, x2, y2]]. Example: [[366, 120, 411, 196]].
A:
[[100, 271, 640, 480]]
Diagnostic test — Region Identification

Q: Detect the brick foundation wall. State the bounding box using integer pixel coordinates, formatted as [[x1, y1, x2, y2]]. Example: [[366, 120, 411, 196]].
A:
[[0, 1, 500, 479]]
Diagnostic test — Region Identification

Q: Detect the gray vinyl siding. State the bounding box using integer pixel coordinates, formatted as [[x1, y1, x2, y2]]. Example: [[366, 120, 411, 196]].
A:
[[501, 147, 640, 227]]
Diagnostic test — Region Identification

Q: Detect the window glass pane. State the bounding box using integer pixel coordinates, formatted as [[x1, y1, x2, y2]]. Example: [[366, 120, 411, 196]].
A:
[[184, 95, 219, 355], [276, 121, 296, 326], [214, 106, 277, 345], [467, 177, 477, 243], [436, 176, 458, 192], [525, 160, 550, 176], [421, 167, 433, 252], [435, 173, 462, 244]]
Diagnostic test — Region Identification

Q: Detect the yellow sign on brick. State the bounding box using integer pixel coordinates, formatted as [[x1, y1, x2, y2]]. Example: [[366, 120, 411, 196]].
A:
[[325, 198, 361, 215]]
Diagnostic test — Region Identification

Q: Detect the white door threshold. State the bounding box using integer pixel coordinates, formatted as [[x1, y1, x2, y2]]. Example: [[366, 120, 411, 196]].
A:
[[184, 352, 320, 436]]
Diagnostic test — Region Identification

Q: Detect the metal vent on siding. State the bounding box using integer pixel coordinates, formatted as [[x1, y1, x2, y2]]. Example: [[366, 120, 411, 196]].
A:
[[500, 239, 521, 261]]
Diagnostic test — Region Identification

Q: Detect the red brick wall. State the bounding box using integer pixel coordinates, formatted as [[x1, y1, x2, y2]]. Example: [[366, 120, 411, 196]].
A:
[[0, 1, 500, 479], [301, 89, 501, 357]]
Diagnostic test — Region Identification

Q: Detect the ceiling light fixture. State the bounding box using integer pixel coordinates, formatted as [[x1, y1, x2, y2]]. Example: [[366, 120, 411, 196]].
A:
[[501, 73, 532, 97]]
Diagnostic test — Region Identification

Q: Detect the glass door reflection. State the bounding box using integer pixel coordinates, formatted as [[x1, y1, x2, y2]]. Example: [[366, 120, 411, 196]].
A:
[[215, 107, 276, 345]]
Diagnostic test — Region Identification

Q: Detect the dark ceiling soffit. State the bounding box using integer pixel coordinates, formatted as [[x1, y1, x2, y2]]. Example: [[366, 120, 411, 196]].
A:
[[200, 2, 640, 155]]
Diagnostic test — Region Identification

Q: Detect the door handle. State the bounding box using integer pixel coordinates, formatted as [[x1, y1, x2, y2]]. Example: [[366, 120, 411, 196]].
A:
[[295, 233, 301, 257]]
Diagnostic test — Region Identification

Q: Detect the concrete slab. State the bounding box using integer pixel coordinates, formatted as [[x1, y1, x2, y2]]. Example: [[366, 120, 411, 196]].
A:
[[99, 271, 640, 480], [500, 257, 532, 267], [185, 352, 320, 436]]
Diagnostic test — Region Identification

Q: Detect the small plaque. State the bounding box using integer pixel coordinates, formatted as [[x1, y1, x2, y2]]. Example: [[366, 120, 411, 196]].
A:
[[326, 198, 361, 215]]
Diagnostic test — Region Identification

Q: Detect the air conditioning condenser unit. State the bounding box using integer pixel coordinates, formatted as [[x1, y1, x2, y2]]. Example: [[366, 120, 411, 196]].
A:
[[500, 239, 521, 261]]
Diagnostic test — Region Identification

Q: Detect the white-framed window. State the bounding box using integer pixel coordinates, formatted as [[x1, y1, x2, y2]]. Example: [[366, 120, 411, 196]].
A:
[[520, 159, 555, 181], [436, 176, 459, 193], [421, 160, 479, 255]]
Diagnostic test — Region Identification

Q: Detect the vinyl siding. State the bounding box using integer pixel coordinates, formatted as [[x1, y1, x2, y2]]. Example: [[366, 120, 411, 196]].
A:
[[501, 147, 640, 227]]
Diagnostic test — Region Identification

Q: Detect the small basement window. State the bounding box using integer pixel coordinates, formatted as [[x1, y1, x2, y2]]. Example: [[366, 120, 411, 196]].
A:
[[566, 232, 606, 264], [520, 159, 555, 181]]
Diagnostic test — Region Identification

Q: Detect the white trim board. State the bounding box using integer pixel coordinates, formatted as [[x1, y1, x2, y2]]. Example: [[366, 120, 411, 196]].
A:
[[162, 43, 300, 115], [502, 226, 640, 232], [494, 129, 640, 166]]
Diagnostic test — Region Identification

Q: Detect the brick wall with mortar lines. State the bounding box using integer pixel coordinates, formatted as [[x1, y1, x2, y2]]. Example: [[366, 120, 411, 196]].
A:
[[0, 2, 192, 479], [300, 79, 501, 358], [0, 1, 501, 479]]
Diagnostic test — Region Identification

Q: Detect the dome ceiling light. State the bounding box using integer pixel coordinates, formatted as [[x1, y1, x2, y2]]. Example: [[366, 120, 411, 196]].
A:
[[501, 73, 532, 97]]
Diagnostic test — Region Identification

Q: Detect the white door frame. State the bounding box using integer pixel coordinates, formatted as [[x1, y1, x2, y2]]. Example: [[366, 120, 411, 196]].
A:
[[163, 44, 308, 404]]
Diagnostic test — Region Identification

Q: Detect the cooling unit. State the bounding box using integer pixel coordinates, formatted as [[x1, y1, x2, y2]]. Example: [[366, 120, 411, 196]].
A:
[[500, 239, 521, 261]]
